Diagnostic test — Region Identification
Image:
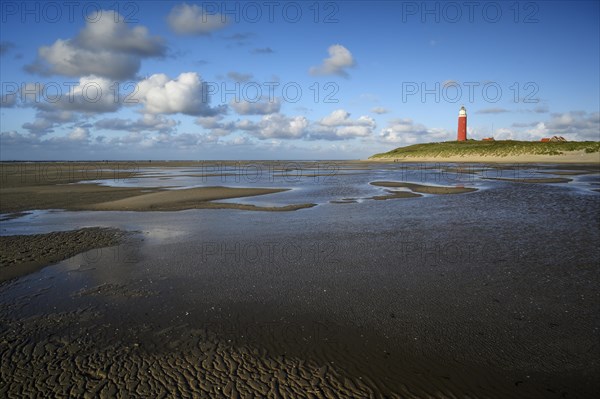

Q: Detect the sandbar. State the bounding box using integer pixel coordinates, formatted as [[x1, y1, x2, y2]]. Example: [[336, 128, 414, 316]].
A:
[[371, 190, 422, 200], [88, 186, 293, 211], [483, 177, 572, 184], [370, 181, 478, 194], [1, 163, 315, 213]]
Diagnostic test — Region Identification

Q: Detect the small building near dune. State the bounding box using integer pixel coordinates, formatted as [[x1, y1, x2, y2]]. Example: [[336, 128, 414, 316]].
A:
[[550, 136, 567, 142], [541, 136, 567, 142], [482, 137, 495, 141]]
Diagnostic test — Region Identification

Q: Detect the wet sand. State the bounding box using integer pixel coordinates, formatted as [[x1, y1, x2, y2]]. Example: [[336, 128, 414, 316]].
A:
[[0, 228, 127, 282], [1, 161, 599, 397], [0, 308, 383, 398], [1, 183, 156, 214]]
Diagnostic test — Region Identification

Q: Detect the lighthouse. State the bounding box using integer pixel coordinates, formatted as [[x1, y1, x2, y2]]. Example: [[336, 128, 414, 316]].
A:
[[457, 106, 467, 141]]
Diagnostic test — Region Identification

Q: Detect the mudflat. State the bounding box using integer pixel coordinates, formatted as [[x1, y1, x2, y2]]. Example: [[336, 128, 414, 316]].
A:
[[0, 161, 598, 397]]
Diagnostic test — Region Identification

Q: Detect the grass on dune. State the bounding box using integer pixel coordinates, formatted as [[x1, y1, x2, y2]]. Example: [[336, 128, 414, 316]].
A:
[[370, 140, 600, 159]]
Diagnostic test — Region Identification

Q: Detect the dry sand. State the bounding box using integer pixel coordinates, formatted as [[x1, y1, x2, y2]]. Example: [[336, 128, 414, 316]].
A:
[[0, 228, 127, 282]]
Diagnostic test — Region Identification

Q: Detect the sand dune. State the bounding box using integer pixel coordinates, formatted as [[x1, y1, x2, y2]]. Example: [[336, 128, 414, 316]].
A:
[[368, 150, 600, 164]]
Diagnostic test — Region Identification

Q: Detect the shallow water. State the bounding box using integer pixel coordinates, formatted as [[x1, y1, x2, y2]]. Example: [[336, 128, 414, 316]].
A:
[[1, 162, 599, 397]]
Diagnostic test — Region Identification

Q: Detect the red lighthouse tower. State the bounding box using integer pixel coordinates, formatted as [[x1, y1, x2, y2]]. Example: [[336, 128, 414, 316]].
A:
[[457, 106, 467, 141]]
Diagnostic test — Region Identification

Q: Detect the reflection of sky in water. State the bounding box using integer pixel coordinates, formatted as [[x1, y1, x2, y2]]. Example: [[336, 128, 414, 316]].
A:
[[69, 162, 599, 206], [1, 163, 598, 234]]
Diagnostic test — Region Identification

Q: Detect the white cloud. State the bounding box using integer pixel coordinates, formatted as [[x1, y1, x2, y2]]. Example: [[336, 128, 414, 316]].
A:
[[195, 115, 236, 136], [379, 118, 450, 144], [503, 111, 599, 142], [237, 113, 309, 139], [26, 10, 164, 80], [230, 97, 281, 115], [75, 11, 165, 56], [31, 40, 141, 80], [2, 127, 91, 150], [225, 135, 253, 146], [235, 109, 375, 141], [67, 126, 91, 141], [544, 111, 600, 140], [167, 3, 228, 35], [1, 90, 17, 107], [19, 78, 120, 114], [18, 76, 119, 136], [309, 44, 355, 78], [22, 110, 78, 136], [319, 109, 351, 126], [195, 115, 224, 129], [493, 128, 517, 140], [131, 72, 226, 116], [318, 109, 374, 127], [476, 107, 509, 114], [371, 107, 388, 114], [0, 131, 26, 146], [311, 124, 373, 140], [56, 75, 121, 113], [227, 71, 253, 82], [95, 114, 178, 133], [523, 122, 548, 139], [22, 118, 55, 136], [308, 109, 376, 140]]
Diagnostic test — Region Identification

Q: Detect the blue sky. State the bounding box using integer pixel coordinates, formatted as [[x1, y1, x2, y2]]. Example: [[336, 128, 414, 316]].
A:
[[1, 1, 599, 160]]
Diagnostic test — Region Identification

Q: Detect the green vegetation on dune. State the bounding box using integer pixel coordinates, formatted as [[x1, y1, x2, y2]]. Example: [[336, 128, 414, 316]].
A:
[[369, 140, 600, 159]]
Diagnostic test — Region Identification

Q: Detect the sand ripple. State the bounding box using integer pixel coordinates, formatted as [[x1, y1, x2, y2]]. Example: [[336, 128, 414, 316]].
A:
[[1, 309, 386, 398]]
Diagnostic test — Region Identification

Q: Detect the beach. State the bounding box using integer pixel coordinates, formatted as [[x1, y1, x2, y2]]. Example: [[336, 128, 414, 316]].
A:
[[1, 161, 599, 397], [2, 0, 598, 395]]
